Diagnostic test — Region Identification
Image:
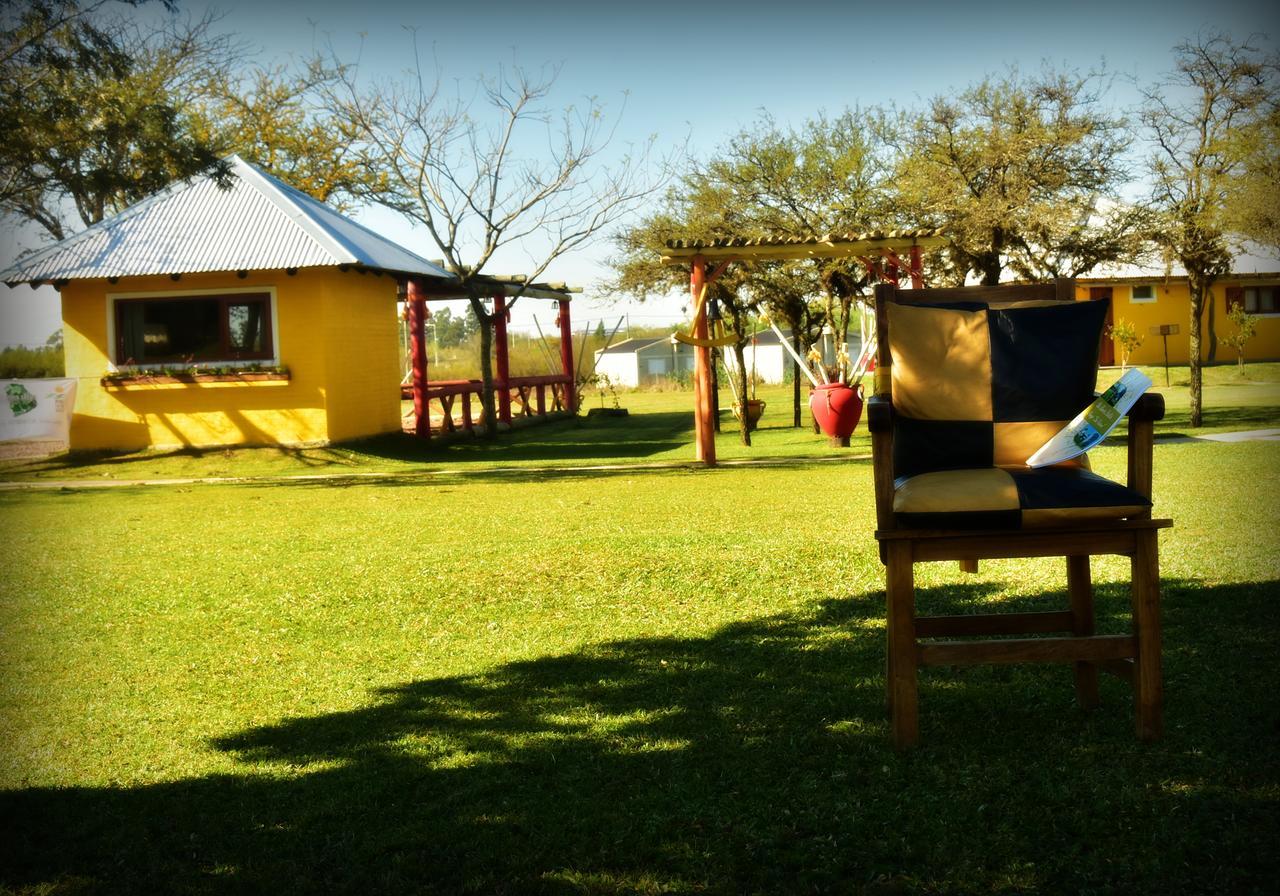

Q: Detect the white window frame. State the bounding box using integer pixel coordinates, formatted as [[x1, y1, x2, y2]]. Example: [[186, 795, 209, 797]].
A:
[[106, 285, 281, 370], [1129, 284, 1157, 304]]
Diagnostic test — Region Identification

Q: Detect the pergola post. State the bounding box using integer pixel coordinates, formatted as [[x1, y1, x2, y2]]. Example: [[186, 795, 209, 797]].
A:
[[407, 277, 430, 439], [691, 257, 716, 464], [494, 293, 511, 425], [660, 231, 946, 465], [557, 298, 577, 413]]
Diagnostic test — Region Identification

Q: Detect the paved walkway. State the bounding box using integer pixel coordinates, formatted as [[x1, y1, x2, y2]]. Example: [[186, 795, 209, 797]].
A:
[[1157, 428, 1280, 444]]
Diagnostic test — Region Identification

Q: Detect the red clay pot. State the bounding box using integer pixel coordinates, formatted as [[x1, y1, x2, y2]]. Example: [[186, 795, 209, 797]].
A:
[[809, 383, 863, 439]]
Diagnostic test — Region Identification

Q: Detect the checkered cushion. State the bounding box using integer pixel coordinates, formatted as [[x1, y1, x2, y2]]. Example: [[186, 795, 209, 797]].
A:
[[887, 298, 1150, 529]]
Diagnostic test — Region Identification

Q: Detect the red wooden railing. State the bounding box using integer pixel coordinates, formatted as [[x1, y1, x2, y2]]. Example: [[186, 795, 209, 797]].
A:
[[401, 374, 573, 434]]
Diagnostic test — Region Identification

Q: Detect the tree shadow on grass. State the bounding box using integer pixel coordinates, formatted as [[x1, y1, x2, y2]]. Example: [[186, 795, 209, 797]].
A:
[[353, 412, 695, 466], [3, 580, 1278, 895]]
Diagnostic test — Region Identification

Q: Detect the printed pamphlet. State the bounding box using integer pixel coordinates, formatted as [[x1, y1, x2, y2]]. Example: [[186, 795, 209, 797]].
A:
[[1026, 368, 1153, 468]]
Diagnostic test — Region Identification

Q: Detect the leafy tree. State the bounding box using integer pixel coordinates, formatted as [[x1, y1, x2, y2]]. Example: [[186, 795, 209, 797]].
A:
[[1143, 34, 1277, 425], [0, 342, 64, 378], [890, 68, 1143, 285], [1220, 304, 1259, 371], [612, 112, 882, 435], [1107, 317, 1144, 369], [188, 62, 386, 212], [0, 6, 236, 241], [319, 48, 667, 435], [1224, 103, 1280, 250]]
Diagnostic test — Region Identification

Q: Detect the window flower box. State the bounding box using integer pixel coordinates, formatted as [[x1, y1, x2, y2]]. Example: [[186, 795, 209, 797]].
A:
[[101, 366, 290, 388]]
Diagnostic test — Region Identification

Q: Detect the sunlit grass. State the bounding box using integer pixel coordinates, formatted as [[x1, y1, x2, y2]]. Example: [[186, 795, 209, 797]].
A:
[[2, 363, 1277, 483], [0, 425, 1277, 892]]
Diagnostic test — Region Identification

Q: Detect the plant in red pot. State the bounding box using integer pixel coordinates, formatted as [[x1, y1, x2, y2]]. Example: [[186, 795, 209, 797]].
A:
[[804, 341, 874, 446]]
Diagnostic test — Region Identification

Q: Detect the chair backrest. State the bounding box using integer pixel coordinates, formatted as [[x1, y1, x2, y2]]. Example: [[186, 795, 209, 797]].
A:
[[872, 279, 1110, 479]]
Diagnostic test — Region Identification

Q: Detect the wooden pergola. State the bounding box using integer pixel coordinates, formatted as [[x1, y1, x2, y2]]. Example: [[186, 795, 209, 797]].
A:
[[661, 229, 948, 465], [401, 276, 579, 438]]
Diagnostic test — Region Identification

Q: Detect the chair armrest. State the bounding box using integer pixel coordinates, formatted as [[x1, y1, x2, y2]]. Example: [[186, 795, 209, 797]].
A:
[[1126, 392, 1165, 422], [868, 395, 897, 535], [868, 394, 894, 433], [1126, 397, 1159, 508]]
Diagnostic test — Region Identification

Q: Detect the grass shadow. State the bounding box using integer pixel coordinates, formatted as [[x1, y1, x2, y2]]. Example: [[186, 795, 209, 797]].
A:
[[3, 578, 1278, 893]]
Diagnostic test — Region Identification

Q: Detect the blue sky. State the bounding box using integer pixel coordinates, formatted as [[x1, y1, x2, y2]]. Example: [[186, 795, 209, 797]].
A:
[[1, 0, 1275, 345]]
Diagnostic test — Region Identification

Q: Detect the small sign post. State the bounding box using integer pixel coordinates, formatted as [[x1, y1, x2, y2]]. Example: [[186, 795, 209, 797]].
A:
[[1150, 323, 1180, 386]]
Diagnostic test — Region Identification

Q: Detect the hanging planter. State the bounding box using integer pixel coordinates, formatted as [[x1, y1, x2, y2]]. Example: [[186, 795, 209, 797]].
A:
[[809, 383, 863, 442], [732, 398, 766, 432]]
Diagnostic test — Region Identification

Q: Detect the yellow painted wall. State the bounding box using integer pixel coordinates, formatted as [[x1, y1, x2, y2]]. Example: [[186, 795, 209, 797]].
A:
[[1076, 278, 1280, 366], [61, 268, 403, 450], [319, 271, 403, 443]]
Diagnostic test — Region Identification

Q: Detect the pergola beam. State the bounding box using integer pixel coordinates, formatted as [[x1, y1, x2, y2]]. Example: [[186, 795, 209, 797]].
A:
[[663, 229, 946, 466]]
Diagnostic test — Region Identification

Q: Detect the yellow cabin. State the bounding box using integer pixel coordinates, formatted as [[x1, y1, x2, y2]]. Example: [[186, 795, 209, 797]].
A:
[[1076, 247, 1280, 367], [2, 156, 456, 451]]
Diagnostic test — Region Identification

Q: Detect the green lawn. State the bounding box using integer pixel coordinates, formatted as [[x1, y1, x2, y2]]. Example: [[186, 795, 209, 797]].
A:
[[1, 372, 1278, 893], [2, 362, 1278, 485]]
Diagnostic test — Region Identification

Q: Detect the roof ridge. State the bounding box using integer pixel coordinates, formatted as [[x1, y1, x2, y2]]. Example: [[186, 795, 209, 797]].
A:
[[234, 157, 451, 275], [228, 156, 356, 265]]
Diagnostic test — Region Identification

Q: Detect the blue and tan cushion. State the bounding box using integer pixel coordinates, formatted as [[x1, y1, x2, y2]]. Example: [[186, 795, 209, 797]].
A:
[[893, 467, 1151, 530], [886, 297, 1142, 529]]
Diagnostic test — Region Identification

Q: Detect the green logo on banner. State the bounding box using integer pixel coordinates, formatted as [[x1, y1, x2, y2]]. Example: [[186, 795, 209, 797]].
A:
[[6, 383, 37, 417]]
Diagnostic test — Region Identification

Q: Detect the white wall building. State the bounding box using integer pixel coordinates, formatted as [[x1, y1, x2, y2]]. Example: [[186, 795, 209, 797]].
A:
[[593, 337, 695, 387], [723, 329, 864, 383]]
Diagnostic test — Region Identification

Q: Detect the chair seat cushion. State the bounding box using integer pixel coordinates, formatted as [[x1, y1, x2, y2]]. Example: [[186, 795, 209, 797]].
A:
[[893, 466, 1151, 529]]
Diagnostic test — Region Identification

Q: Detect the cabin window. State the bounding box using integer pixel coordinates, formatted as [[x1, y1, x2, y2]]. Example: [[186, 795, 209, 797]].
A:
[[1130, 284, 1156, 303], [115, 293, 273, 364], [1243, 285, 1279, 315]]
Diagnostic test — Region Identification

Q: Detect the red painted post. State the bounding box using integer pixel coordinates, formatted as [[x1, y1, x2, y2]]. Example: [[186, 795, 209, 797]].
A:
[[909, 245, 924, 289], [493, 294, 511, 425], [557, 298, 576, 413], [407, 278, 430, 439], [462, 389, 473, 431], [691, 258, 715, 465]]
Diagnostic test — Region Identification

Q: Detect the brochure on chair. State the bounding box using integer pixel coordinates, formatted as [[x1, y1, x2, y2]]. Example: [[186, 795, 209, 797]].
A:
[[1027, 368, 1153, 468]]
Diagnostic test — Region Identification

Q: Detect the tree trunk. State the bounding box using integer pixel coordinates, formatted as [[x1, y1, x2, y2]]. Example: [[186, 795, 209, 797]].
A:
[[710, 347, 721, 433], [470, 294, 499, 437], [979, 226, 1006, 286], [732, 339, 751, 447], [792, 346, 802, 428], [1206, 295, 1218, 363], [1188, 274, 1205, 428]]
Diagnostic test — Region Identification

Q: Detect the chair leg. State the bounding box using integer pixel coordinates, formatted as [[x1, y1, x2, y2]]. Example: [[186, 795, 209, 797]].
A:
[[885, 541, 919, 749], [1067, 555, 1100, 711], [1131, 529, 1163, 741]]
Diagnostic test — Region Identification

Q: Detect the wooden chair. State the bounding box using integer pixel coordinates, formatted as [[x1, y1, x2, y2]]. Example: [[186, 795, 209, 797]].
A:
[[868, 280, 1171, 750]]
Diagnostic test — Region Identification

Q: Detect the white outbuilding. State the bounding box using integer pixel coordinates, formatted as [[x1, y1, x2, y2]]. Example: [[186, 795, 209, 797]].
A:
[[593, 337, 695, 387]]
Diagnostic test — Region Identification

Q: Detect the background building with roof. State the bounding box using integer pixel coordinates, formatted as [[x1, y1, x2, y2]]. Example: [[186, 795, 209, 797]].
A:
[[721, 328, 865, 384], [1, 155, 457, 451], [1074, 244, 1280, 366], [593, 337, 694, 387]]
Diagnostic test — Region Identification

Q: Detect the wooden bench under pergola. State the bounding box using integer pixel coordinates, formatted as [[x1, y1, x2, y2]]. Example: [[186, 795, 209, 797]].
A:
[[660, 230, 948, 465], [401, 276, 579, 437]]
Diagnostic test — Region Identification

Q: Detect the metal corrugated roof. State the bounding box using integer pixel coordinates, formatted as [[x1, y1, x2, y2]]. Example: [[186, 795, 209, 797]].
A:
[[1, 155, 457, 285], [596, 337, 670, 354]]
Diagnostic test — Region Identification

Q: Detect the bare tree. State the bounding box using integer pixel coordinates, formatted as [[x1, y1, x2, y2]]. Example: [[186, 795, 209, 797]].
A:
[[319, 42, 669, 435], [1143, 33, 1277, 426]]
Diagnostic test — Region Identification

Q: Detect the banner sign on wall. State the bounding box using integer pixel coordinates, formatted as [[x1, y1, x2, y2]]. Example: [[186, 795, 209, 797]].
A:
[[0, 378, 77, 443]]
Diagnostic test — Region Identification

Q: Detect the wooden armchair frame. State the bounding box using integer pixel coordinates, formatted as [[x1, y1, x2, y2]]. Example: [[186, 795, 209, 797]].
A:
[[869, 281, 1171, 750]]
